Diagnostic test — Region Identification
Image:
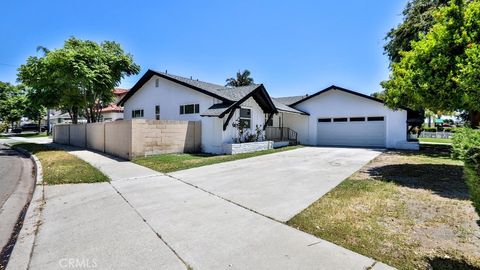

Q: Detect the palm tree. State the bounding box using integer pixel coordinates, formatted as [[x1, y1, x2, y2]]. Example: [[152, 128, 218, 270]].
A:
[[225, 70, 254, 87]]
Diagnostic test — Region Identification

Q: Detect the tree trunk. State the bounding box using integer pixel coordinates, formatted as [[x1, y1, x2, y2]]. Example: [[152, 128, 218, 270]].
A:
[[470, 111, 480, 129], [38, 118, 41, 133]]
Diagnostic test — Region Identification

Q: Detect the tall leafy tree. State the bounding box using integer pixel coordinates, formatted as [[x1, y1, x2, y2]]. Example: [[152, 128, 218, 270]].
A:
[[384, 0, 449, 63], [18, 37, 140, 123], [225, 70, 254, 87], [382, 0, 480, 128], [0, 82, 26, 129], [23, 89, 47, 132]]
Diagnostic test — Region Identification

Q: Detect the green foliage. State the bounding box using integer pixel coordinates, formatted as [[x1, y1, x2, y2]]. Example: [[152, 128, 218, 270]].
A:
[[382, 0, 480, 127], [18, 37, 140, 123], [0, 82, 26, 125], [452, 128, 480, 163], [225, 70, 254, 87], [423, 127, 438, 132], [452, 128, 480, 215], [384, 0, 449, 63], [370, 91, 386, 100]]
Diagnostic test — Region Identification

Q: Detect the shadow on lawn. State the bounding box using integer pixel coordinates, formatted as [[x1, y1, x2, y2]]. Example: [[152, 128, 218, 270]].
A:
[[428, 257, 480, 270], [368, 162, 468, 200]]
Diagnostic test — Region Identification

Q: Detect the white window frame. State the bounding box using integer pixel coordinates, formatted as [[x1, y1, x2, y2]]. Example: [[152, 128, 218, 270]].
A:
[[179, 104, 200, 115], [239, 107, 252, 129]]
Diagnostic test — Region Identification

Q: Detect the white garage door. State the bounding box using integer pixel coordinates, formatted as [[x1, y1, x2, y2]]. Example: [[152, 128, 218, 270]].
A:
[[317, 116, 386, 147]]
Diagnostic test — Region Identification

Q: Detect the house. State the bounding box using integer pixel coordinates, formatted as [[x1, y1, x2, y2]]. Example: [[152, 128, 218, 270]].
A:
[[100, 88, 129, 122], [118, 69, 419, 154]]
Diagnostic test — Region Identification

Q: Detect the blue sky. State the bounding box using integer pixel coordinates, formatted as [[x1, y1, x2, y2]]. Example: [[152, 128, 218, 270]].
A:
[[0, 0, 407, 97]]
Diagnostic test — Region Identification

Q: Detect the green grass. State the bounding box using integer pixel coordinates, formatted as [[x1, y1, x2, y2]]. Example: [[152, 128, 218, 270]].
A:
[[419, 137, 452, 144], [287, 151, 479, 270], [0, 132, 49, 138], [133, 145, 301, 173], [13, 143, 108, 185]]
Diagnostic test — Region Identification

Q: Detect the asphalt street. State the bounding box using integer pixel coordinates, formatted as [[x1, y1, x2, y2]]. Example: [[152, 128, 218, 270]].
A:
[[0, 144, 34, 258]]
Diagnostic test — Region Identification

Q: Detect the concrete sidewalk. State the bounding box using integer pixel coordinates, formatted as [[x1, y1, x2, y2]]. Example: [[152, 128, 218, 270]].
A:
[[13, 144, 393, 269]]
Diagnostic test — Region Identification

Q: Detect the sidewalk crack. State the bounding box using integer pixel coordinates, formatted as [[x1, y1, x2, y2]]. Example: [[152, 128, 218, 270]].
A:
[[109, 183, 191, 270]]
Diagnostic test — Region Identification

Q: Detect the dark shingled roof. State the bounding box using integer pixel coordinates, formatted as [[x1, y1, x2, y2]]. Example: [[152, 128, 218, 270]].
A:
[[271, 98, 309, 115], [200, 103, 231, 117], [274, 95, 308, 106], [118, 69, 306, 117]]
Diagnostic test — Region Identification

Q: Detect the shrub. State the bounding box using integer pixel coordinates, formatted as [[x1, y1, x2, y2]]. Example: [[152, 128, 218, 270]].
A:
[[423, 127, 437, 132], [452, 128, 480, 163], [452, 128, 480, 215]]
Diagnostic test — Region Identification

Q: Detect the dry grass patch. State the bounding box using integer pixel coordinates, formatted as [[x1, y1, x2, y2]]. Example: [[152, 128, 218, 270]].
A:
[[13, 143, 108, 185], [288, 150, 480, 270]]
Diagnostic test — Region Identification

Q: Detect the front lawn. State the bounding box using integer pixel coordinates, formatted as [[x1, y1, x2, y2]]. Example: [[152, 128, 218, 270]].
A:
[[288, 149, 480, 270], [419, 137, 452, 144], [13, 143, 108, 185], [133, 145, 301, 173], [0, 132, 49, 138]]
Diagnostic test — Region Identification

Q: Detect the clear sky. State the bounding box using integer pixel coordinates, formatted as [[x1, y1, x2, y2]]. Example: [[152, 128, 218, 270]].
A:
[[0, 0, 407, 97]]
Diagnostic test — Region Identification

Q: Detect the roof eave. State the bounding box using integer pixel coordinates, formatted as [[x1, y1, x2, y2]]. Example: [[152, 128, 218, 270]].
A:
[[118, 69, 231, 106]]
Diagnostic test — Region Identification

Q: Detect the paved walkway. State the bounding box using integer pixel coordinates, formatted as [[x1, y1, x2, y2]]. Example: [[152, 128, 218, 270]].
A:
[[11, 144, 393, 269]]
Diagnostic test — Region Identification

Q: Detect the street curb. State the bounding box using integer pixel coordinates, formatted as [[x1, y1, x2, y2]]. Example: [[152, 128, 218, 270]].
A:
[[4, 143, 45, 270]]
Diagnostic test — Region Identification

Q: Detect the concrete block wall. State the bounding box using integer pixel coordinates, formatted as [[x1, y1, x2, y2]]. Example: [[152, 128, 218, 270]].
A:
[[53, 119, 201, 160], [131, 120, 201, 157], [53, 125, 70, 145], [223, 141, 273, 155], [86, 122, 105, 152], [105, 121, 132, 160], [69, 124, 86, 148]]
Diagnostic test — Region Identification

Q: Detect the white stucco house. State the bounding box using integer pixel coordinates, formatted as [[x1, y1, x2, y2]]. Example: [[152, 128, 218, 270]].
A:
[[118, 69, 419, 154]]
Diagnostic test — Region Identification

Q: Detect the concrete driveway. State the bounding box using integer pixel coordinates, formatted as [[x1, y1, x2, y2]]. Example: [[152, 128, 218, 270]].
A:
[[170, 147, 382, 221]]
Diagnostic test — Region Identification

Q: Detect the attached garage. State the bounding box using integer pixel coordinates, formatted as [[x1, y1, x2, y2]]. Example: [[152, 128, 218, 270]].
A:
[[316, 116, 386, 147], [280, 85, 419, 150]]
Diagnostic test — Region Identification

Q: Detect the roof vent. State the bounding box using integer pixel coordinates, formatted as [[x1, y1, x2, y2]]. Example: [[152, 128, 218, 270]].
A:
[[190, 76, 193, 79], [165, 69, 168, 74]]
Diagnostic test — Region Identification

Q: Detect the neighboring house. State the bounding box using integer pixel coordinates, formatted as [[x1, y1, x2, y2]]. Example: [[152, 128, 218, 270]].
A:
[[100, 88, 129, 122], [119, 69, 418, 154]]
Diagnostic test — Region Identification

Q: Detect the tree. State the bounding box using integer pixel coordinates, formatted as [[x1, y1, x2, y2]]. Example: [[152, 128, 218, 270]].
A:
[[23, 89, 46, 132], [384, 0, 449, 63], [370, 91, 386, 100], [18, 37, 140, 123], [225, 70, 254, 87], [382, 0, 480, 128], [0, 82, 26, 129]]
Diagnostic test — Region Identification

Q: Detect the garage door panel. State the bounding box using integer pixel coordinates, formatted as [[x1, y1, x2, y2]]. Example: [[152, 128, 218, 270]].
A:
[[317, 120, 386, 147]]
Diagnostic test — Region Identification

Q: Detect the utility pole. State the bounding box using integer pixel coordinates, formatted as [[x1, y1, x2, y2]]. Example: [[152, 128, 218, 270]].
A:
[[46, 108, 51, 135]]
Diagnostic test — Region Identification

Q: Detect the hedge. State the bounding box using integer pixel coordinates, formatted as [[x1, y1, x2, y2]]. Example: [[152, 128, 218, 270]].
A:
[[452, 128, 480, 215]]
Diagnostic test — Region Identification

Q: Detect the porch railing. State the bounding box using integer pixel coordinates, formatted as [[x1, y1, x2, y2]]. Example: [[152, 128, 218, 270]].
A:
[[265, 127, 298, 144]]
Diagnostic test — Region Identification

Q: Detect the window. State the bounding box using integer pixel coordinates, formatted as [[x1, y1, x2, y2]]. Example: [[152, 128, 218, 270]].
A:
[[350, 117, 365, 122], [333, 117, 348, 122], [367, 116, 385, 121], [239, 108, 251, 128], [155, 105, 160, 120], [131, 109, 144, 118], [180, 104, 200, 115], [155, 78, 160, 87], [318, 118, 331, 123]]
